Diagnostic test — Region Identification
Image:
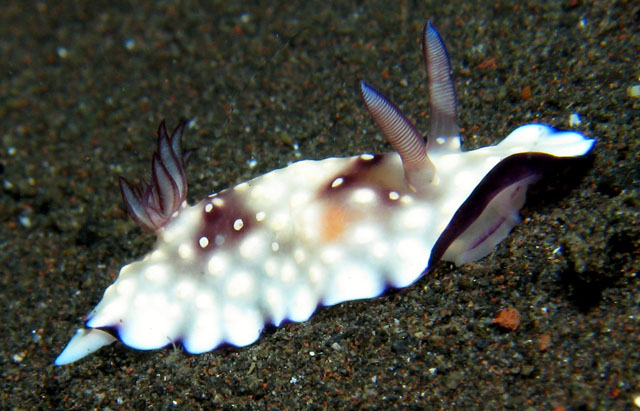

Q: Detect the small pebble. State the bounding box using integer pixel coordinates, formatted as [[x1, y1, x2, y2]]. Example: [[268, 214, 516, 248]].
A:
[[627, 84, 640, 98], [569, 113, 581, 126], [492, 307, 521, 331]]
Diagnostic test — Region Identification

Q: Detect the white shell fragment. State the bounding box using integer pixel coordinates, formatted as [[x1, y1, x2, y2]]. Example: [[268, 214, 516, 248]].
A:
[[55, 20, 595, 365]]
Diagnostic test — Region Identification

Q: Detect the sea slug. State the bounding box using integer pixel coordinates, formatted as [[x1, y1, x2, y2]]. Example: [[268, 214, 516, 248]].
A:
[[55, 20, 595, 365]]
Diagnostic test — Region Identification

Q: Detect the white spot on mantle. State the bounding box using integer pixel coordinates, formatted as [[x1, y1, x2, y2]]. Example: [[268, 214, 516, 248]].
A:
[[352, 188, 376, 204], [226, 271, 254, 298], [207, 254, 227, 277], [144, 264, 168, 284], [178, 244, 194, 260]]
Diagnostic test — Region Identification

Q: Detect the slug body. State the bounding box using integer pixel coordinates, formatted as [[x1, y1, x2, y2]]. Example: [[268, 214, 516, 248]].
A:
[[55, 21, 595, 365]]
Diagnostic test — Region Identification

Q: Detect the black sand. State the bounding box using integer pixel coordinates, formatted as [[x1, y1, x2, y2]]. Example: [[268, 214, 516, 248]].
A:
[[1, 1, 638, 409]]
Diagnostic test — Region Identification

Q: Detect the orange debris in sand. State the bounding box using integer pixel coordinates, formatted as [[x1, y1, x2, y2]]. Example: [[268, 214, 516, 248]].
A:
[[492, 308, 521, 330]]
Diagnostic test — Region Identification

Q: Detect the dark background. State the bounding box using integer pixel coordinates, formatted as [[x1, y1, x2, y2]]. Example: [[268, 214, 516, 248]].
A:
[[1, 1, 638, 408]]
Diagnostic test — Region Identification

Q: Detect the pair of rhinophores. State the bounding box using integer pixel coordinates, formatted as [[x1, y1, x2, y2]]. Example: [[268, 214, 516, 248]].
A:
[[55, 20, 595, 365]]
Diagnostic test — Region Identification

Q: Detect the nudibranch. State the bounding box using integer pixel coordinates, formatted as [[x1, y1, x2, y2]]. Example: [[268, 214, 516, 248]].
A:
[[55, 20, 595, 365]]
